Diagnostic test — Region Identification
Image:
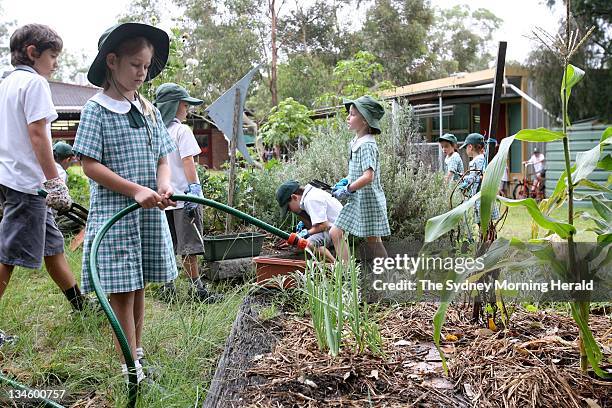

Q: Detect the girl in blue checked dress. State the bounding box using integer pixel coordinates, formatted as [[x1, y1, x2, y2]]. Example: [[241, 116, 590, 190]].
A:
[[73, 23, 177, 383], [330, 95, 390, 263]]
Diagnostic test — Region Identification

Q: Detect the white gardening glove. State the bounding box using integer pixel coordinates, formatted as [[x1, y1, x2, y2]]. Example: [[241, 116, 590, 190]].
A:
[[42, 177, 73, 212]]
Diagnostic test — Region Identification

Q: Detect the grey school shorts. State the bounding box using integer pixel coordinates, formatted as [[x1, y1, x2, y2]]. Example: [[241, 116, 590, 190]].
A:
[[165, 207, 205, 256], [0, 184, 65, 269], [307, 229, 333, 248]]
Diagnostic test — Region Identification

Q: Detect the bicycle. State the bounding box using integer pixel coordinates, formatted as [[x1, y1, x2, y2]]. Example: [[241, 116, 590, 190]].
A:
[[512, 162, 545, 201]]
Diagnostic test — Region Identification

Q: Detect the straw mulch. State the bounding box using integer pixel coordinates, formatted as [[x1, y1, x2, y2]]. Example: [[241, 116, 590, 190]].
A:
[[242, 304, 611, 407]]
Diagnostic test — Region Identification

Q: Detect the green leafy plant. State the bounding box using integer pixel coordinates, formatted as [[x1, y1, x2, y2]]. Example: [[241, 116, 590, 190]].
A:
[[301, 256, 383, 357], [425, 4, 610, 378], [260, 97, 315, 151]]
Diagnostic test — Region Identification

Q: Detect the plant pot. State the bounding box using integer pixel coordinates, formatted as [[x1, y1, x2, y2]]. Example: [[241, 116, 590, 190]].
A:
[[202, 232, 266, 261], [253, 256, 307, 288]]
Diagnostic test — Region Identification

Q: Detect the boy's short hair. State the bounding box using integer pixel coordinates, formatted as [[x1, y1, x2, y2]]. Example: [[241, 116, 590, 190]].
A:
[[10, 24, 63, 67]]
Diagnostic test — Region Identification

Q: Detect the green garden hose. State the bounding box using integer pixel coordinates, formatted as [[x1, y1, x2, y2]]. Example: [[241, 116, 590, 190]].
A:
[[2, 193, 308, 408], [90, 194, 307, 407]]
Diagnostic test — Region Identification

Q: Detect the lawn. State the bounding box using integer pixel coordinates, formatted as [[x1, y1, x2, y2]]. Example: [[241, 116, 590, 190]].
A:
[[0, 245, 247, 407], [497, 204, 598, 241]]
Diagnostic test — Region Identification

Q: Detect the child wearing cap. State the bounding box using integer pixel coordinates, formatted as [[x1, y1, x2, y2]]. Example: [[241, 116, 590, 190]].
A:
[[459, 133, 500, 224], [276, 180, 343, 262], [154, 82, 221, 303], [53, 141, 76, 183], [330, 95, 390, 263], [438, 133, 464, 183], [73, 23, 177, 383], [0, 24, 92, 330]]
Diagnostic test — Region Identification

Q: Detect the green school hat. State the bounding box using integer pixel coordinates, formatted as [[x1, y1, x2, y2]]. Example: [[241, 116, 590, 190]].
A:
[[87, 23, 170, 87], [343, 95, 385, 135], [460, 133, 485, 149], [439, 133, 457, 144], [52, 141, 74, 159], [276, 180, 300, 217], [154, 82, 204, 126]]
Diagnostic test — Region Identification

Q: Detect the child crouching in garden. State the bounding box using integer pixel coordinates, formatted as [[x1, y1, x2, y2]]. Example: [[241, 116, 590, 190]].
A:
[[330, 95, 390, 263]]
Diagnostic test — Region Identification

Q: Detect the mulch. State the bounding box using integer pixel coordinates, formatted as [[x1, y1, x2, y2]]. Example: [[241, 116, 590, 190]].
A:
[[241, 303, 611, 407]]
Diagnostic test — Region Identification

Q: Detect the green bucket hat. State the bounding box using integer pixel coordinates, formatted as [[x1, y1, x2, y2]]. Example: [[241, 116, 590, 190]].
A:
[[275, 180, 300, 217], [439, 133, 457, 145], [87, 23, 170, 87], [460, 133, 485, 149], [52, 141, 74, 159], [343, 95, 385, 135], [154, 82, 204, 126]]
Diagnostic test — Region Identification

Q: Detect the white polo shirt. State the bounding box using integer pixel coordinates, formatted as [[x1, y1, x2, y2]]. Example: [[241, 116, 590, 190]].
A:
[[0, 65, 58, 194], [300, 184, 342, 226], [165, 119, 201, 210]]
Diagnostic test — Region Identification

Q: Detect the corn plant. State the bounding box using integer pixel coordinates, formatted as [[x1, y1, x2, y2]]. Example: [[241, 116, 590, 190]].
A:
[[425, 3, 610, 378]]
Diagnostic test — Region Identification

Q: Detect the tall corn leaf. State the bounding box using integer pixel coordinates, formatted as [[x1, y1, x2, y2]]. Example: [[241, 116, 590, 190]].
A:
[[425, 192, 480, 242], [570, 302, 611, 379], [498, 196, 576, 238], [480, 136, 515, 237], [561, 65, 585, 126], [515, 128, 564, 142]]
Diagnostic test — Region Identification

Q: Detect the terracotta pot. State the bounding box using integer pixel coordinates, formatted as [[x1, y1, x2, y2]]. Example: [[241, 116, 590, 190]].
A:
[[253, 256, 307, 288]]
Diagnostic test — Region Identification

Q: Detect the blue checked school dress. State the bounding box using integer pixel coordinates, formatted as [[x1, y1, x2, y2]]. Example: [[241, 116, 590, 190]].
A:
[[444, 152, 464, 181], [461, 154, 500, 223], [73, 94, 178, 294], [334, 135, 390, 237]]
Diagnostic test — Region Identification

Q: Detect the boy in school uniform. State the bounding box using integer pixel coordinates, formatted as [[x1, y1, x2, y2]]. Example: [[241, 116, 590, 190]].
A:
[[53, 141, 76, 183], [154, 82, 220, 302], [0, 24, 92, 329], [276, 180, 343, 262]]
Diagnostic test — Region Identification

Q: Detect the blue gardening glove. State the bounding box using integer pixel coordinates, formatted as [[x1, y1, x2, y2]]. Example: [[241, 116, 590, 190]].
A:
[[332, 178, 349, 192], [297, 229, 309, 239], [184, 183, 203, 219], [332, 185, 353, 200], [295, 221, 305, 233]]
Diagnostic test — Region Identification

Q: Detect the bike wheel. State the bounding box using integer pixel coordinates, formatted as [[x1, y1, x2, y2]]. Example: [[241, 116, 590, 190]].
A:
[[513, 183, 528, 199]]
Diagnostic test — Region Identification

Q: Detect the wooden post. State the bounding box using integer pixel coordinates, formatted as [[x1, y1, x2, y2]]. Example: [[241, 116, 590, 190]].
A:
[[225, 88, 241, 233], [487, 41, 507, 163]]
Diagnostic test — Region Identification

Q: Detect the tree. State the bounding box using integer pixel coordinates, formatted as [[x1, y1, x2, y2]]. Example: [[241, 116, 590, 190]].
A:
[[360, 0, 434, 84], [52, 49, 90, 83], [428, 5, 502, 77], [177, 0, 263, 104], [0, 1, 15, 69], [118, 0, 165, 25], [260, 97, 314, 152]]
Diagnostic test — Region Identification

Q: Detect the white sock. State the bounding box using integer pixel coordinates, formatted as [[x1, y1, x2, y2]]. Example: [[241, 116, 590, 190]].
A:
[[136, 347, 144, 360], [121, 361, 145, 384]]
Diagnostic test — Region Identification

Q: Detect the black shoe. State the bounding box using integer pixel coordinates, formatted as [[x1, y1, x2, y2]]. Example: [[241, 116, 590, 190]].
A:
[[139, 357, 161, 380], [0, 330, 18, 347], [158, 282, 177, 303], [188, 284, 223, 304]]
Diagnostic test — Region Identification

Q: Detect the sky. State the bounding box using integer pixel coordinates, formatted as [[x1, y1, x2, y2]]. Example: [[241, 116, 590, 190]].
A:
[[2, 0, 565, 72]]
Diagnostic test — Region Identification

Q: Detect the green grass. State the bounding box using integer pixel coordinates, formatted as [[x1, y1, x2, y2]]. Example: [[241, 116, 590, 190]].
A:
[[497, 205, 598, 241], [0, 245, 247, 407]]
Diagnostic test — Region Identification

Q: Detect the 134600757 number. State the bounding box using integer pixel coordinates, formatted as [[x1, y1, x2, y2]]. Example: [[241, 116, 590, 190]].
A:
[[6, 388, 66, 401]]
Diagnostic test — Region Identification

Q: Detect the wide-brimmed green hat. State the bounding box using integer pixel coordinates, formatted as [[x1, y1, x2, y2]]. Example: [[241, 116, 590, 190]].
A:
[[343, 95, 385, 135], [154, 82, 204, 126], [52, 141, 74, 159], [275, 180, 300, 217], [460, 133, 485, 149], [439, 133, 457, 145], [87, 23, 169, 87]]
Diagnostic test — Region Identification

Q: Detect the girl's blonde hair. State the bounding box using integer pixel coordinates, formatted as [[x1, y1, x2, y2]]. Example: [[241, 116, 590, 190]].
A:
[[103, 36, 159, 123]]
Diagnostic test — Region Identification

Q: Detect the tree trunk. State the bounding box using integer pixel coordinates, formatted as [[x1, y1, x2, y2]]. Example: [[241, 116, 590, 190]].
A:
[[269, 0, 278, 107]]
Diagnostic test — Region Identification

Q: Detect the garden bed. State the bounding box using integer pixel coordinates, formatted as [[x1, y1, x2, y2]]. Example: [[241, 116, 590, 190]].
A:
[[206, 298, 611, 407]]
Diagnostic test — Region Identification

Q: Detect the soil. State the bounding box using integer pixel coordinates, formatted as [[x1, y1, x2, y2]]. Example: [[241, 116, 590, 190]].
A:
[[204, 297, 611, 408]]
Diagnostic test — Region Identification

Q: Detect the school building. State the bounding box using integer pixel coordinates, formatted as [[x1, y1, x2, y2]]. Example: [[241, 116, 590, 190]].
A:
[[45, 80, 235, 170], [380, 66, 556, 182]]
